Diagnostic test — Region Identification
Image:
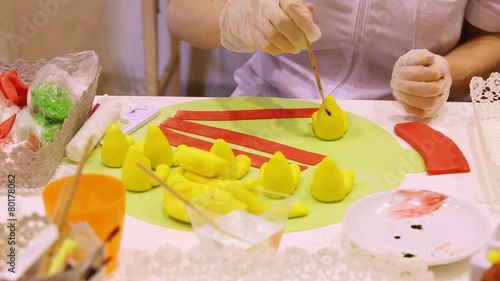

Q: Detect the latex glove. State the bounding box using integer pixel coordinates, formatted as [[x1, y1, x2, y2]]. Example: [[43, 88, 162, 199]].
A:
[[219, 0, 321, 55], [391, 49, 452, 119]]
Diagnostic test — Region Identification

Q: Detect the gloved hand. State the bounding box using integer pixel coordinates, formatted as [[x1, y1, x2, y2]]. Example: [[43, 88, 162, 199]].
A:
[[219, 0, 321, 55], [391, 49, 452, 119]]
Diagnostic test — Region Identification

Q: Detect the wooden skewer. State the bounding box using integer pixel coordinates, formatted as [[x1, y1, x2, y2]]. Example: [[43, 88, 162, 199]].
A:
[[305, 38, 331, 115], [135, 162, 250, 243], [53, 139, 95, 230], [305, 38, 325, 102], [38, 139, 95, 276]]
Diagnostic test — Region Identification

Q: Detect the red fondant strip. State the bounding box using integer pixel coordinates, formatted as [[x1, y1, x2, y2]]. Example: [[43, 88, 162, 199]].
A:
[[160, 127, 308, 171], [174, 108, 318, 121], [394, 121, 470, 175], [161, 117, 325, 166]]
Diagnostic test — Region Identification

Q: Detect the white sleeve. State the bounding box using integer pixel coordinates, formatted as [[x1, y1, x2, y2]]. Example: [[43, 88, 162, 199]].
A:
[[465, 0, 500, 32]]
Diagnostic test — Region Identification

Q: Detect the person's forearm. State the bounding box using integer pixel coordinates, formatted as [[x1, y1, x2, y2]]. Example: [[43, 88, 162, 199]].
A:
[[166, 0, 227, 49], [445, 25, 500, 99]]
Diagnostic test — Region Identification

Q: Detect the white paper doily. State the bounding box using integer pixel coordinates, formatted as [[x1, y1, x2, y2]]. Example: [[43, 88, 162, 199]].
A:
[[470, 72, 500, 204], [107, 244, 434, 281]]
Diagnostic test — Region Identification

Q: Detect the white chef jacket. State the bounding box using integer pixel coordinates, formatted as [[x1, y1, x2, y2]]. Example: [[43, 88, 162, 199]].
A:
[[231, 0, 500, 100]]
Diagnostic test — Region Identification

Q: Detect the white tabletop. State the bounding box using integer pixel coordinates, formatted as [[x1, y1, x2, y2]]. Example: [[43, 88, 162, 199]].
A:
[[3, 96, 500, 281]]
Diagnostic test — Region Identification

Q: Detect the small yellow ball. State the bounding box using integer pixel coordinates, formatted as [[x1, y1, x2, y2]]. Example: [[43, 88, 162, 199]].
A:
[[487, 249, 500, 264]]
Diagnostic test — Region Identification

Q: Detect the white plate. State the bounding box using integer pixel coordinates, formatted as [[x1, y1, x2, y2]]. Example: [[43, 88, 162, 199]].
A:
[[343, 189, 490, 266]]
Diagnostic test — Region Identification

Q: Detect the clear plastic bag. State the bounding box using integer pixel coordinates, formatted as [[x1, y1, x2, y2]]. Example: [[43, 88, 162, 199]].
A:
[[27, 50, 99, 144], [29, 50, 99, 102]]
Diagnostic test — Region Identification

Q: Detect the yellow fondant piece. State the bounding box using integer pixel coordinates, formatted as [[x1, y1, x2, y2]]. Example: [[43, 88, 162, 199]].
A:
[[311, 156, 354, 202], [343, 169, 355, 195], [260, 151, 295, 197], [101, 124, 131, 168], [487, 249, 500, 264], [312, 96, 348, 140], [224, 184, 270, 215], [210, 139, 237, 179], [125, 135, 135, 146], [121, 145, 152, 192], [172, 144, 187, 167], [136, 140, 145, 151], [167, 169, 189, 187], [258, 162, 267, 182], [289, 202, 308, 218], [235, 154, 251, 179], [239, 178, 260, 189], [150, 164, 171, 187], [178, 146, 229, 178], [197, 188, 247, 215], [290, 163, 301, 190], [163, 193, 190, 223], [144, 125, 174, 169], [184, 170, 216, 184]]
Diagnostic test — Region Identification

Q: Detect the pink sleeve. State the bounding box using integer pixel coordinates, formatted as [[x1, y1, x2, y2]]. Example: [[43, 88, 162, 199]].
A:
[[466, 0, 500, 32]]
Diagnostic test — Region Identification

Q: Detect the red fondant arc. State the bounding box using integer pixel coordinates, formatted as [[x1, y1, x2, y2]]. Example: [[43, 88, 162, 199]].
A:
[[174, 108, 318, 121], [394, 121, 470, 175], [159, 127, 308, 171]]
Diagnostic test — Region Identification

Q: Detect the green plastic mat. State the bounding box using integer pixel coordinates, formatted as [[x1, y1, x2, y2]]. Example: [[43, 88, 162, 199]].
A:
[[85, 97, 425, 233]]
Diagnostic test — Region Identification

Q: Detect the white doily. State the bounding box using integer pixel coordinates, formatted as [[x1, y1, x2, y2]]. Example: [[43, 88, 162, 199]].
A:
[[108, 244, 434, 281], [470, 72, 500, 204]]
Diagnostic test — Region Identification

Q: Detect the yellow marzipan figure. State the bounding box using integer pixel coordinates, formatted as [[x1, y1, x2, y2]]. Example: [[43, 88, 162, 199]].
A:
[[312, 96, 348, 140], [177, 146, 229, 178], [121, 145, 152, 192], [260, 151, 298, 196], [311, 156, 354, 202], [143, 125, 173, 169], [101, 124, 131, 168], [210, 139, 238, 179]]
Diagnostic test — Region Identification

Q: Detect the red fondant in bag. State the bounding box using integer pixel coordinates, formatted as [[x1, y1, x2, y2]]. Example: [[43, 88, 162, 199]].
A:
[[0, 70, 29, 107], [394, 121, 470, 175], [0, 114, 17, 139]]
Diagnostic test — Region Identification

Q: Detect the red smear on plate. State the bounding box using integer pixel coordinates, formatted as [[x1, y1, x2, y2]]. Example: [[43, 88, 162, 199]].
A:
[[387, 189, 448, 219]]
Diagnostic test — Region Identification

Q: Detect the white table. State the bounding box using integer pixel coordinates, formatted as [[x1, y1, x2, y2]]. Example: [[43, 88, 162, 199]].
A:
[[5, 96, 500, 281]]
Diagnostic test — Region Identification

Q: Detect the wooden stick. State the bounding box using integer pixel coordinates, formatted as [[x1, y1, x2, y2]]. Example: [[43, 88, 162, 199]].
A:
[[305, 38, 325, 102], [38, 139, 95, 276], [305, 38, 331, 115], [136, 162, 250, 243], [54, 139, 94, 230]]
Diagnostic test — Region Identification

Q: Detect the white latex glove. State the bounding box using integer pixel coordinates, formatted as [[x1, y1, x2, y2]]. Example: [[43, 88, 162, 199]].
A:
[[219, 0, 321, 55], [391, 49, 452, 119]]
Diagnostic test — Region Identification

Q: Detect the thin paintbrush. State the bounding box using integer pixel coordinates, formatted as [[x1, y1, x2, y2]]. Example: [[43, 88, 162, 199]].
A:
[[305, 38, 331, 115], [136, 162, 250, 243]]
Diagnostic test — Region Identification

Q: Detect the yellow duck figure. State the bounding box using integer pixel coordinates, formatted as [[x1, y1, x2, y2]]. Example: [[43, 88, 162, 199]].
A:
[[311, 96, 348, 140], [311, 156, 354, 202]]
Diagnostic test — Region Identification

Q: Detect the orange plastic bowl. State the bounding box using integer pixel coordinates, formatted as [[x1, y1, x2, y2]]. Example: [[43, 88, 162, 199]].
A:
[[42, 173, 126, 274]]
